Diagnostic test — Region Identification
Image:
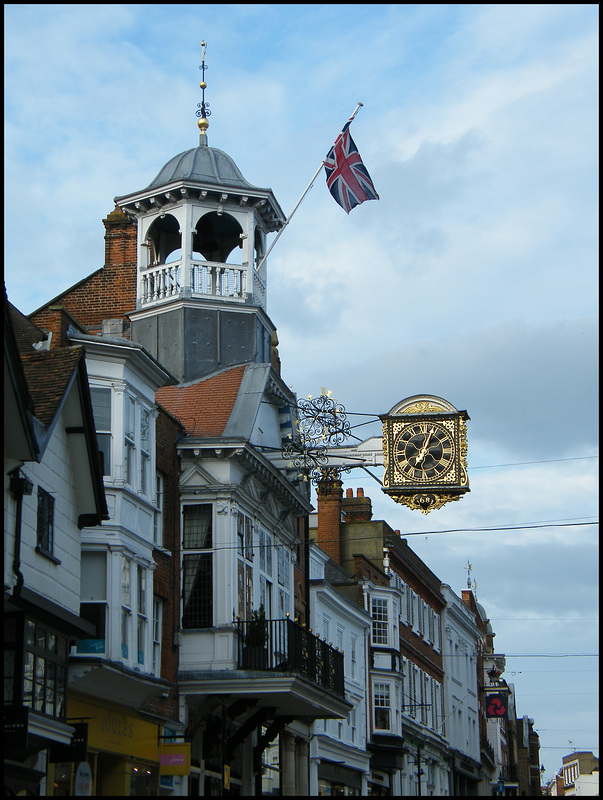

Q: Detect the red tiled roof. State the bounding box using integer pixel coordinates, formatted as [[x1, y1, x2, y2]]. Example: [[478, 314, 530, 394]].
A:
[[20, 347, 85, 427], [156, 364, 247, 437]]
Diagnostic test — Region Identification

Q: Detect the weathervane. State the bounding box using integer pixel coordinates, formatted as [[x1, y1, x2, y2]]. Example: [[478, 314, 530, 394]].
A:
[[196, 40, 211, 141]]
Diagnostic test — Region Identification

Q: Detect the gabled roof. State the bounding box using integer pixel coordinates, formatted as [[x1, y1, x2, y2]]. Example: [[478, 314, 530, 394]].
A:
[[156, 364, 248, 437], [20, 347, 85, 427], [4, 290, 39, 462], [7, 297, 108, 523]]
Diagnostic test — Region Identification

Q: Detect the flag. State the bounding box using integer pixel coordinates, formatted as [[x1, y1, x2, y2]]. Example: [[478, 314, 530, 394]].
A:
[[324, 120, 379, 213]]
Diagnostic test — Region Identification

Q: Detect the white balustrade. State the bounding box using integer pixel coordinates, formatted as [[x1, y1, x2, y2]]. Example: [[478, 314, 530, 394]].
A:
[[140, 260, 255, 306], [140, 262, 181, 305], [191, 260, 247, 300]]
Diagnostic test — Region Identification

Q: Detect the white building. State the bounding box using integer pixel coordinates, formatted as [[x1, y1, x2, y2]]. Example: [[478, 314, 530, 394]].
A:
[[440, 583, 482, 795], [562, 751, 600, 796], [308, 542, 372, 796], [4, 300, 108, 796]]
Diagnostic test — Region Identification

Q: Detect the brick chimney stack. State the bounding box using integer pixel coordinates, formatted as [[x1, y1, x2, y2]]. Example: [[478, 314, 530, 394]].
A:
[[316, 470, 344, 564], [342, 487, 373, 522]]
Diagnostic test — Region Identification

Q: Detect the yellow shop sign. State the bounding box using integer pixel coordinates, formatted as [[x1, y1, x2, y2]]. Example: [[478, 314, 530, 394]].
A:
[[68, 697, 160, 763], [159, 742, 191, 776]]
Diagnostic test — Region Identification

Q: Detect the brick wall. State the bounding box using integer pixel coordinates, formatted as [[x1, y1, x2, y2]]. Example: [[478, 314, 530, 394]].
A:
[[29, 207, 137, 333], [342, 487, 372, 521], [316, 472, 343, 564]]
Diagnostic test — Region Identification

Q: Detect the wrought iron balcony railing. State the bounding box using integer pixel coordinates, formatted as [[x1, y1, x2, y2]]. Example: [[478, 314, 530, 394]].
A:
[[236, 616, 345, 699]]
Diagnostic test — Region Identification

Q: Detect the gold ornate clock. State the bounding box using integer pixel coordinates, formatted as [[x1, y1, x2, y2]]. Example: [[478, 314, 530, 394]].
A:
[[381, 395, 469, 514]]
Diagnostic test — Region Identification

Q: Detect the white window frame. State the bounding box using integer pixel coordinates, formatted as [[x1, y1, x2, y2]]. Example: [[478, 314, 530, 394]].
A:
[[90, 385, 112, 478], [371, 596, 389, 646], [152, 597, 162, 676], [373, 681, 392, 732], [153, 473, 164, 546]]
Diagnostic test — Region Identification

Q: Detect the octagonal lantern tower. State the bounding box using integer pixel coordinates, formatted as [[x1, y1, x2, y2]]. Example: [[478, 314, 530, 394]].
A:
[[114, 72, 285, 383]]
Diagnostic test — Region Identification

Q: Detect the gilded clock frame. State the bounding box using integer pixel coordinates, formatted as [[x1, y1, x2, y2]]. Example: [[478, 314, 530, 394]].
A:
[[380, 395, 469, 514]]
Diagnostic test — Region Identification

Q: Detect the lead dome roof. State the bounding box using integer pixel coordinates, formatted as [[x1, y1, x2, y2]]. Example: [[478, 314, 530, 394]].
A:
[[146, 145, 265, 192]]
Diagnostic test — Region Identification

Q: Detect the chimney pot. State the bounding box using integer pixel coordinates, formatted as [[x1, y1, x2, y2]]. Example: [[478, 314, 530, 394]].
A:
[[357, 488, 364, 497], [346, 488, 353, 498]]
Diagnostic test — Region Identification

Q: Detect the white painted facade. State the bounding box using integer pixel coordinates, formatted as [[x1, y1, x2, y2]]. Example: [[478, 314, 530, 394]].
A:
[[440, 583, 482, 789], [67, 333, 173, 679], [308, 544, 372, 796], [5, 402, 84, 616]]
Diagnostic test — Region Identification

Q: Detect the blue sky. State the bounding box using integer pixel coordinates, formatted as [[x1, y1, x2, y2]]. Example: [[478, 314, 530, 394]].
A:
[[4, 4, 598, 777]]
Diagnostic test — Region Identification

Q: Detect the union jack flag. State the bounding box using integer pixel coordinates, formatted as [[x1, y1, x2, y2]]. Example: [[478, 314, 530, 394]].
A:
[[324, 119, 379, 213]]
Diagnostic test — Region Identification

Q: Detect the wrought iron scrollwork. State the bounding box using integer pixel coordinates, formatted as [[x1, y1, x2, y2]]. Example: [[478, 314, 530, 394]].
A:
[[284, 389, 352, 484]]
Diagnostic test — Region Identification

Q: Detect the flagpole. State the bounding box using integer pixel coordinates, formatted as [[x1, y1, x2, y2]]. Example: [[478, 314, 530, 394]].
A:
[[255, 102, 364, 273]]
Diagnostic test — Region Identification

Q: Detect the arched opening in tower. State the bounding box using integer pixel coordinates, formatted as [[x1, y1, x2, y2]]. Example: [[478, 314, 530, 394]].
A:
[[193, 212, 243, 265]]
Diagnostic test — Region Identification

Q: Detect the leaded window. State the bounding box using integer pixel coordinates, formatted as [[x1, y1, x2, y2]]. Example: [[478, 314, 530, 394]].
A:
[[36, 487, 54, 555], [182, 505, 213, 628]]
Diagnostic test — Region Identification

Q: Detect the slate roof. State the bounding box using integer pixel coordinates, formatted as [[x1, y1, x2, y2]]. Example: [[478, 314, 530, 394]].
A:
[[156, 364, 248, 437]]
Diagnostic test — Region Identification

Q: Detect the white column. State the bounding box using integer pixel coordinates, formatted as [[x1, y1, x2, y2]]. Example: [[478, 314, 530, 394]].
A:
[[295, 739, 309, 796], [281, 732, 297, 796]]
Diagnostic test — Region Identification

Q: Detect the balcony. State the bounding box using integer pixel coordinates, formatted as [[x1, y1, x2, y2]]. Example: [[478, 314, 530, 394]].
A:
[[177, 616, 350, 722], [138, 259, 266, 309], [236, 616, 344, 698]]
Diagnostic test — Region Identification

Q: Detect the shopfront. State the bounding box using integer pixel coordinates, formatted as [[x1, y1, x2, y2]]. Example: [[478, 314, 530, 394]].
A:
[[317, 761, 364, 796], [47, 695, 189, 796]]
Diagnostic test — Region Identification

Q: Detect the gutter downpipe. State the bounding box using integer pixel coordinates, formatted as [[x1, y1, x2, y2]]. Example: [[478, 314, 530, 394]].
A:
[[10, 470, 34, 587]]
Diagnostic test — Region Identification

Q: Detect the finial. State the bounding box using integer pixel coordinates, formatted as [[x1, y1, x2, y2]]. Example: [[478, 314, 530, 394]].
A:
[[466, 560, 472, 589], [196, 40, 211, 145]]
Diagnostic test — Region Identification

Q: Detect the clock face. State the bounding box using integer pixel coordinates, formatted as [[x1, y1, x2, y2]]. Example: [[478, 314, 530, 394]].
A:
[[393, 421, 456, 484]]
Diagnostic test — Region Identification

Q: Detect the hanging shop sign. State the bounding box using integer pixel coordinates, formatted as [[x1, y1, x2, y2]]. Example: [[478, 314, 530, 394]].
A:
[[159, 742, 191, 776], [49, 722, 88, 763], [486, 694, 508, 719], [74, 762, 92, 796], [4, 706, 29, 751]]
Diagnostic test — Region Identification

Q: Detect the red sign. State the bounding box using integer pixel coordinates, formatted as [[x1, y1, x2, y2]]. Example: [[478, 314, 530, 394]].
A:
[[486, 693, 508, 718]]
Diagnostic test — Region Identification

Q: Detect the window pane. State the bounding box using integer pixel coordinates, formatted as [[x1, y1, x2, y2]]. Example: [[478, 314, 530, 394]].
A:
[[138, 566, 147, 612], [97, 433, 111, 477], [34, 656, 45, 711], [183, 505, 212, 549], [125, 396, 135, 438], [56, 666, 66, 717], [90, 387, 111, 430], [374, 683, 391, 730], [78, 604, 106, 654], [121, 609, 130, 659], [137, 616, 146, 665], [37, 488, 54, 552], [182, 554, 212, 628], [81, 551, 107, 601], [45, 661, 56, 716], [122, 557, 131, 605], [140, 408, 150, 451]]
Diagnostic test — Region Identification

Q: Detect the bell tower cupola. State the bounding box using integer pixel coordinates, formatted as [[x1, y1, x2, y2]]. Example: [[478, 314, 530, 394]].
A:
[[114, 42, 286, 383]]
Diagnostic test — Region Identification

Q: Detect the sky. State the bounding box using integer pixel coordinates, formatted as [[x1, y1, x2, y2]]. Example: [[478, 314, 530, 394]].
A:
[[4, 3, 598, 781]]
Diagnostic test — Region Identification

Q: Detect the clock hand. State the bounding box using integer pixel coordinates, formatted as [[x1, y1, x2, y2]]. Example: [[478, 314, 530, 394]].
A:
[[414, 428, 435, 466]]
